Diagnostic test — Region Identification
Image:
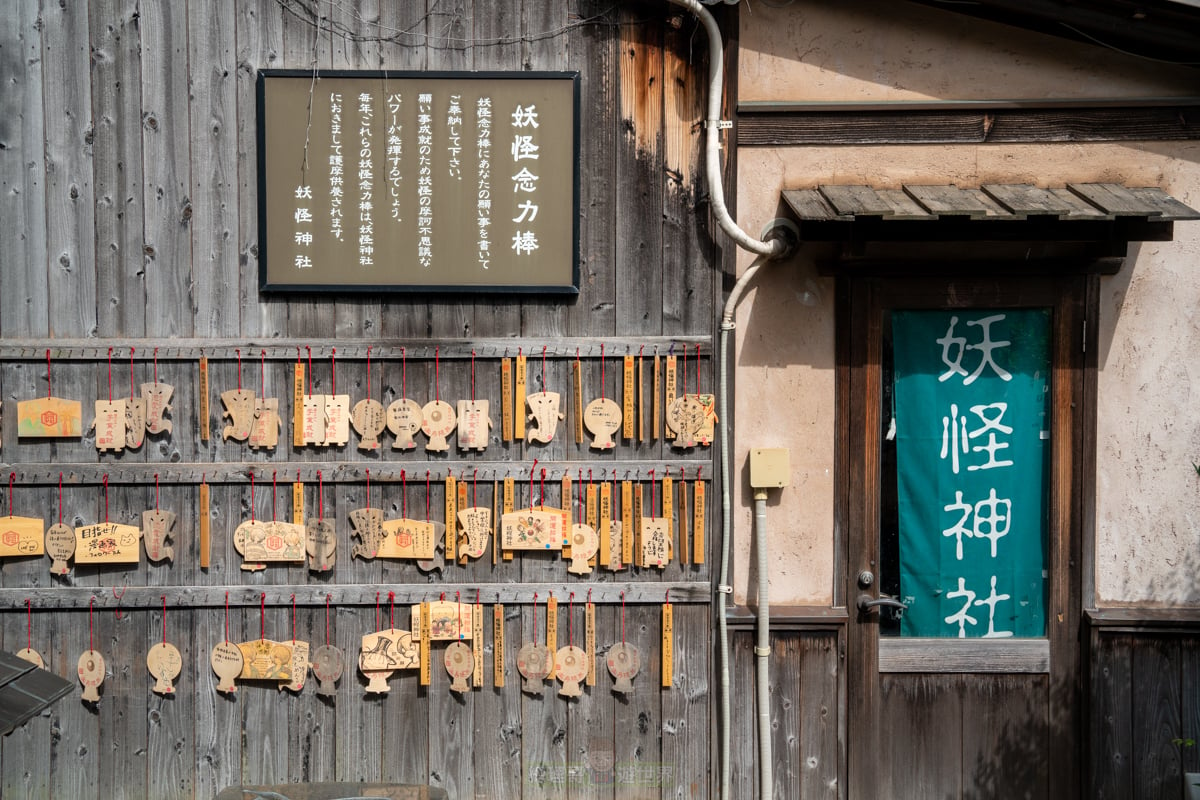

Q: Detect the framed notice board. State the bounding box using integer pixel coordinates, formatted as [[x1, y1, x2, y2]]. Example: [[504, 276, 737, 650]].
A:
[[257, 69, 580, 294]]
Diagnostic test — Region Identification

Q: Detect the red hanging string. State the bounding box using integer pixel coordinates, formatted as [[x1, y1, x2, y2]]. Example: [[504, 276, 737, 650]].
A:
[[260, 350, 266, 401], [620, 591, 626, 645], [57, 473, 63, 525], [434, 347, 441, 403], [697, 465, 702, 480], [153, 347, 159, 384], [272, 471, 278, 522], [291, 594, 297, 643], [539, 468, 546, 509], [375, 591, 381, 632], [45, 349, 53, 397], [249, 474, 256, 523], [325, 594, 332, 646], [306, 345, 313, 396], [25, 599, 32, 652], [365, 468, 371, 505], [317, 470, 324, 521], [541, 345, 547, 388], [155, 473, 160, 512], [650, 469, 656, 515], [388, 591, 395, 630], [88, 597, 95, 652], [162, 595, 167, 645], [102, 475, 109, 523], [681, 344, 687, 397], [577, 469, 583, 526], [600, 343, 606, 400], [696, 343, 701, 397], [472, 469, 478, 508], [425, 471, 431, 522], [533, 593, 539, 647], [401, 470, 407, 518], [401, 347, 407, 398], [568, 592, 574, 647], [455, 591, 462, 639], [367, 345, 372, 399], [331, 348, 337, 395], [235, 348, 242, 392], [129, 347, 135, 399], [471, 350, 476, 402], [528, 459, 538, 509], [224, 591, 230, 643], [7, 472, 13, 517], [107, 347, 114, 402], [260, 593, 266, 642]]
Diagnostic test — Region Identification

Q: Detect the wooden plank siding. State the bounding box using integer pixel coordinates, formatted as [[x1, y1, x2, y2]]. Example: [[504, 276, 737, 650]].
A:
[[0, 1, 719, 798]]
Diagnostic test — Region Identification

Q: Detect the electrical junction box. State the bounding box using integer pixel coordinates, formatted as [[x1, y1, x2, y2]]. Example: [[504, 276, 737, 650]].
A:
[[749, 448, 790, 489]]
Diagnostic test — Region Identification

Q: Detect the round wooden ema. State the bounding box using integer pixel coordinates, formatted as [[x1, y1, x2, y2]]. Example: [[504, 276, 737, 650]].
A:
[[606, 642, 640, 694], [516, 642, 552, 695], [351, 398, 386, 451], [444, 641, 474, 693], [420, 400, 456, 451], [583, 397, 622, 449], [46, 522, 75, 575], [147, 641, 182, 695], [385, 398, 423, 450], [77, 649, 106, 703], [567, 523, 599, 575], [555, 645, 588, 698], [210, 640, 243, 694], [310, 644, 344, 697], [667, 395, 705, 448], [15, 648, 45, 669]]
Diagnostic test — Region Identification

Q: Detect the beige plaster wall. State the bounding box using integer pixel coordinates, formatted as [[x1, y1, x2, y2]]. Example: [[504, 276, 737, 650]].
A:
[[733, 143, 1200, 607], [729, 0, 1200, 608], [739, 0, 1199, 105]]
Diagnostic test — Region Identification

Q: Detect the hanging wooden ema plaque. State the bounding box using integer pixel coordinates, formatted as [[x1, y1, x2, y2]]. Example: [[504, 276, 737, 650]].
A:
[[279, 596, 310, 693], [310, 595, 344, 698], [76, 476, 141, 564], [211, 594, 244, 694], [457, 351, 493, 451], [567, 470, 598, 575], [527, 346, 563, 444], [78, 599, 105, 703], [351, 346, 386, 451], [501, 462, 567, 552], [1, 474, 45, 558], [386, 348, 422, 450], [17, 600, 46, 668], [439, 593, 474, 694], [323, 349, 351, 447], [584, 345, 621, 449], [516, 593, 552, 695], [457, 470, 491, 561], [416, 472, 446, 574], [639, 470, 671, 570], [237, 595, 294, 684], [46, 474, 75, 575], [299, 346, 326, 446], [148, 597, 182, 695], [142, 474, 176, 563], [124, 348, 146, 449], [305, 472, 336, 572], [142, 347, 174, 437], [349, 469, 385, 560], [249, 350, 282, 450], [221, 349, 256, 443], [422, 348, 456, 452], [233, 474, 304, 570], [359, 592, 418, 694], [92, 347, 127, 453], [362, 470, 438, 561], [607, 592, 640, 694], [555, 594, 588, 698], [18, 350, 82, 438]]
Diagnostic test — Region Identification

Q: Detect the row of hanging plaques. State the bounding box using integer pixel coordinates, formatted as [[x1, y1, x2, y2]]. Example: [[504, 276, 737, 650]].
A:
[[0, 469, 706, 575], [5, 347, 715, 453], [15, 594, 676, 702]]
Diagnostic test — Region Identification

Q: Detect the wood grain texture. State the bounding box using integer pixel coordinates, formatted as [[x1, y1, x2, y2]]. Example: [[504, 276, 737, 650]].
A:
[[1131, 636, 1183, 800], [961, 674, 1050, 800], [1090, 632, 1134, 800]]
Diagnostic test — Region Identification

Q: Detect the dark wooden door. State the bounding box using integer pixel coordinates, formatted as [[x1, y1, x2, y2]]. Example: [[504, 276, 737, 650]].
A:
[[842, 275, 1087, 800]]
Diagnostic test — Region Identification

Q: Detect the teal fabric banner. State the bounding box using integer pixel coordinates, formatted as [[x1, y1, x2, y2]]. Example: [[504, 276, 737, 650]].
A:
[[892, 309, 1050, 638]]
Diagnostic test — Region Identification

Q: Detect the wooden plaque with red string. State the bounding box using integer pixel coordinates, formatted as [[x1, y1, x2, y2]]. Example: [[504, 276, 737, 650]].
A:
[[198, 356, 210, 442], [472, 601, 484, 688], [622, 355, 635, 439], [585, 600, 596, 686], [572, 358, 584, 444], [292, 361, 305, 447], [76, 522, 140, 564], [679, 476, 689, 567], [662, 600, 674, 688], [419, 602, 432, 686], [693, 479, 706, 565], [662, 474, 674, 563], [653, 353, 662, 440], [545, 596, 558, 680], [664, 354, 677, 439], [621, 481, 634, 567], [514, 354, 527, 440], [493, 603, 505, 687], [444, 475, 457, 562], [199, 481, 211, 569], [501, 357, 513, 441], [560, 476, 573, 558], [502, 477, 515, 561]]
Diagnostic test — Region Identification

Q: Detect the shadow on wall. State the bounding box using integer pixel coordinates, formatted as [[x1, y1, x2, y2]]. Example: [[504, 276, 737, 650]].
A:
[[734, 244, 835, 372]]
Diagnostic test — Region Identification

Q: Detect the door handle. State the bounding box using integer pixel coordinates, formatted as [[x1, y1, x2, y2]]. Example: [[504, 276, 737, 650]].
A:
[[856, 593, 908, 615]]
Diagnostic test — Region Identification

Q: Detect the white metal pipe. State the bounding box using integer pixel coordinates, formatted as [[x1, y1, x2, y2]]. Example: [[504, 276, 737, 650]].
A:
[[754, 491, 772, 799]]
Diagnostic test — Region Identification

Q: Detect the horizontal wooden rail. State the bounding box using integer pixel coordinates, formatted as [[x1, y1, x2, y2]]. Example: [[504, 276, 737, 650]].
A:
[[0, 460, 712, 484], [2, 582, 710, 609], [0, 336, 711, 360]]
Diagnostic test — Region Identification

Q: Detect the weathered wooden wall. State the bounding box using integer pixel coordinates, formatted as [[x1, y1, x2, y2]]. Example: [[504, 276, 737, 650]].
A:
[[0, 1, 725, 797]]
